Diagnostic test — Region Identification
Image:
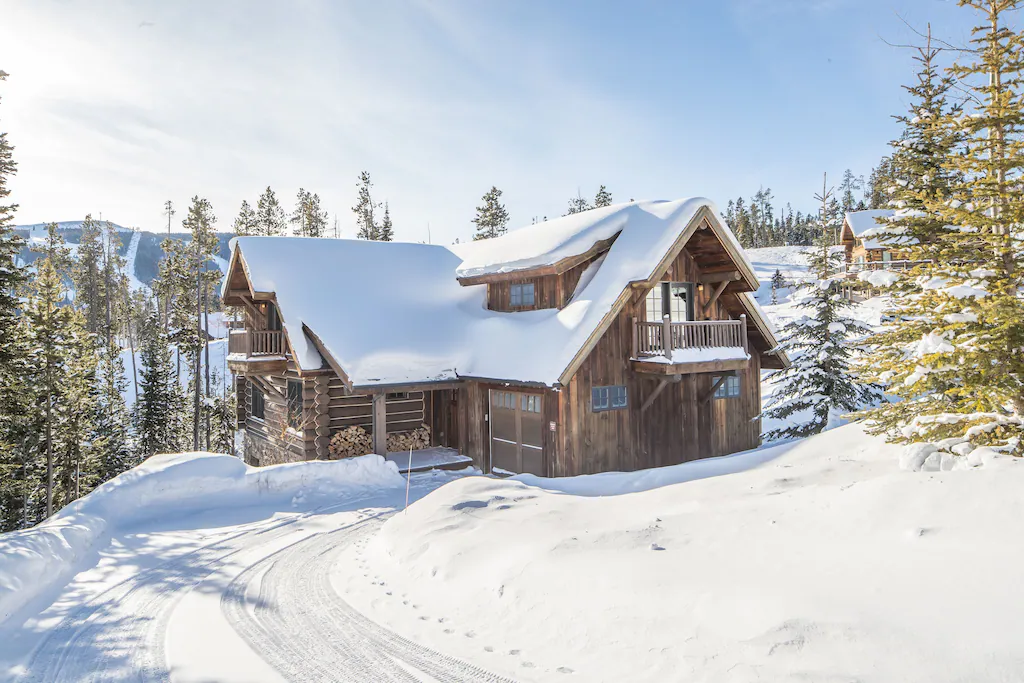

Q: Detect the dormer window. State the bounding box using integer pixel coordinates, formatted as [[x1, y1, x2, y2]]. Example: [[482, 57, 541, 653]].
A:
[[510, 283, 535, 308]]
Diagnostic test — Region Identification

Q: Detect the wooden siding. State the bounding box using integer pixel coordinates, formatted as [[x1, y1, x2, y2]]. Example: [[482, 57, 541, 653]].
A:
[[549, 240, 763, 476], [485, 252, 604, 312]]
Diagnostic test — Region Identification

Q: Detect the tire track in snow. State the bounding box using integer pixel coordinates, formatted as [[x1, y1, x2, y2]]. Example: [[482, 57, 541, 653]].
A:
[[19, 502, 363, 683], [221, 513, 518, 683]]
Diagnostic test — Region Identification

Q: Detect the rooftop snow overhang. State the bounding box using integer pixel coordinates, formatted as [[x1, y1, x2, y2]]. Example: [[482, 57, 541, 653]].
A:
[[456, 233, 620, 286]]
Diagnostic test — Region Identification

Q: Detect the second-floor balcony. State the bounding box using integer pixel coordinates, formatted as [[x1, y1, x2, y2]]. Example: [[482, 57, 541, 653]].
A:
[[227, 329, 288, 374], [632, 316, 749, 375]]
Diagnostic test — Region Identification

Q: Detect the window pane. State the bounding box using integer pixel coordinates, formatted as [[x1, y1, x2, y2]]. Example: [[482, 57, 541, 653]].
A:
[[611, 386, 628, 408], [523, 283, 535, 306], [645, 286, 662, 321], [287, 379, 302, 428]]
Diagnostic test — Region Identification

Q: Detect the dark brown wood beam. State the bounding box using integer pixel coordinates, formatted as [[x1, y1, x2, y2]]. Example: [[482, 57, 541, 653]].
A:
[[700, 373, 732, 404], [250, 375, 285, 400], [701, 279, 730, 316], [699, 270, 741, 284], [639, 376, 680, 414]]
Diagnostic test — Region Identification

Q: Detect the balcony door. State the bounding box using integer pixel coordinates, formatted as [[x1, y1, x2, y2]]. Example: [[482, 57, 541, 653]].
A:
[[645, 282, 694, 322]]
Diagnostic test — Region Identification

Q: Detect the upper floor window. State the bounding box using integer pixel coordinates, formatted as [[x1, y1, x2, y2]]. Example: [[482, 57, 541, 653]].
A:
[[266, 303, 283, 331], [510, 282, 535, 308], [592, 385, 628, 412], [712, 374, 741, 400], [646, 282, 694, 322]]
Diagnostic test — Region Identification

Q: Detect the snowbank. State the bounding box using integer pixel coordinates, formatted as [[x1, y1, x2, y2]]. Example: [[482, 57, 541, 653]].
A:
[[0, 452, 404, 623], [349, 425, 1024, 682]]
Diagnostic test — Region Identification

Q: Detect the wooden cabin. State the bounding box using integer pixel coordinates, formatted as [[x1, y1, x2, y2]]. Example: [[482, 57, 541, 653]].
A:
[[840, 209, 910, 270], [221, 198, 789, 476]]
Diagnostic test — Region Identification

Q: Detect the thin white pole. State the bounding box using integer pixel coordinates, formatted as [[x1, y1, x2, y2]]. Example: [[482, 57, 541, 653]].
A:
[[404, 448, 413, 512]]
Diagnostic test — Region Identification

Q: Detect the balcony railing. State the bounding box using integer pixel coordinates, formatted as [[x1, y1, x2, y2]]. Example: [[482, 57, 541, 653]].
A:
[[633, 316, 747, 361], [842, 259, 932, 274], [228, 329, 286, 357]]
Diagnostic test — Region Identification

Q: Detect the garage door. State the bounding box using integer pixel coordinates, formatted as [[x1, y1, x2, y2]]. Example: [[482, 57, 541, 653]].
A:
[[489, 390, 544, 475]]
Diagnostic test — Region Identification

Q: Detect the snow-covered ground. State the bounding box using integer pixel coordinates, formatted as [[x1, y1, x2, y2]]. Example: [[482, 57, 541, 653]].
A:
[[3, 426, 1022, 681], [349, 424, 1024, 682], [0, 452, 492, 682]]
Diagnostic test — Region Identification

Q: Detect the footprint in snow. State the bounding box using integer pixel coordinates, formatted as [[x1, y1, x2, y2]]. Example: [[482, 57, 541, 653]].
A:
[[484, 646, 494, 653], [508, 649, 520, 656], [444, 628, 454, 634], [557, 667, 574, 674], [521, 662, 535, 668], [650, 543, 665, 551], [464, 631, 476, 638]]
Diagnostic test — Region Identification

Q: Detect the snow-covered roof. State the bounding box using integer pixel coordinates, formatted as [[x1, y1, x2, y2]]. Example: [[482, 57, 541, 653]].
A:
[[226, 198, 781, 388], [453, 205, 625, 279], [844, 209, 895, 240]]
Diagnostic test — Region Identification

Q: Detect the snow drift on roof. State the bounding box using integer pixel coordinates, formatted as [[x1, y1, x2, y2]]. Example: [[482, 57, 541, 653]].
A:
[[229, 198, 775, 387], [845, 209, 895, 238]]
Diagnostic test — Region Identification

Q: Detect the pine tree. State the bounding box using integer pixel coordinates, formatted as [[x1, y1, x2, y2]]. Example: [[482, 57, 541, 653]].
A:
[[762, 177, 882, 440], [594, 185, 613, 208], [859, 5, 1024, 462], [839, 168, 866, 214], [0, 68, 34, 530], [866, 156, 897, 209], [565, 190, 591, 215], [95, 321, 135, 480], [24, 223, 74, 517], [255, 186, 286, 236], [136, 312, 182, 458], [233, 199, 257, 236], [353, 171, 380, 240], [378, 202, 394, 241], [472, 186, 509, 240], [54, 310, 100, 508], [305, 191, 328, 238], [770, 269, 785, 305], [72, 214, 104, 335], [181, 197, 219, 451]]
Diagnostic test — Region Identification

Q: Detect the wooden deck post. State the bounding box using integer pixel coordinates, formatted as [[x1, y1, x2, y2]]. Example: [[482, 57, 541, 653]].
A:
[[372, 393, 387, 456], [739, 314, 748, 353], [662, 314, 673, 361]]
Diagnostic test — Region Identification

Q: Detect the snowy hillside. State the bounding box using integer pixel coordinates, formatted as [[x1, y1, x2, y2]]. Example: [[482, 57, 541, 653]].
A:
[[347, 424, 1024, 682], [15, 222, 234, 291]]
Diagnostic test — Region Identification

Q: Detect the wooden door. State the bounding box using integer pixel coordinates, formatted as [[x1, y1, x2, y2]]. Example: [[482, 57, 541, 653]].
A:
[[489, 390, 544, 475]]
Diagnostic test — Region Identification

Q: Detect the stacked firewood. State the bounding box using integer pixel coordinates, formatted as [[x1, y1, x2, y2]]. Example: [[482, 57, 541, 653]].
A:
[[386, 425, 430, 452], [327, 425, 432, 458], [328, 426, 372, 458]]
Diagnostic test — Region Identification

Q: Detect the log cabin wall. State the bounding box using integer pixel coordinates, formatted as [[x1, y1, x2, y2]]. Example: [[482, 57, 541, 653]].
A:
[[241, 362, 307, 466]]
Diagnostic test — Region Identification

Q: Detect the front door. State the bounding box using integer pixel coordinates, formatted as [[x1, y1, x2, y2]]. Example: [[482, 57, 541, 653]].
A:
[[489, 390, 544, 475]]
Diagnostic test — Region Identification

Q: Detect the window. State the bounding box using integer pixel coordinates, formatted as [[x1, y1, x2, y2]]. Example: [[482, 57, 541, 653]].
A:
[[510, 282, 535, 308], [592, 385, 628, 412], [249, 381, 265, 420], [520, 394, 541, 413], [712, 374, 741, 400], [266, 303, 283, 331], [645, 282, 694, 322], [387, 391, 409, 400], [492, 391, 514, 409], [286, 379, 303, 429]]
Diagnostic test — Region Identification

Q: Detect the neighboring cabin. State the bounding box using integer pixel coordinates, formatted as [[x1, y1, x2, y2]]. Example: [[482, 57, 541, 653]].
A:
[[222, 198, 789, 477], [840, 209, 907, 269]]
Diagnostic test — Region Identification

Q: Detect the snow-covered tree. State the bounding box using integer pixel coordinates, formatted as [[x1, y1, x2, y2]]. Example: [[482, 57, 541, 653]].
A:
[[472, 186, 509, 240], [762, 179, 882, 440], [860, 4, 1024, 463], [770, 269, 785, 305], [136, 312, 184, 458], [594, 185, 613, 208]]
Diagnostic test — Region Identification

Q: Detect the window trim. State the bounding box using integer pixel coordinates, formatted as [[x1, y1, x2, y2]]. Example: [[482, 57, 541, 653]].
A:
[[645, 281, 695, 322], [592, 385, 628, 412]]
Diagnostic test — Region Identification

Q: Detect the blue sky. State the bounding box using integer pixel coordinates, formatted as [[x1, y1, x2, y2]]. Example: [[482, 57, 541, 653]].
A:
[[0, 0, 984, 242]]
